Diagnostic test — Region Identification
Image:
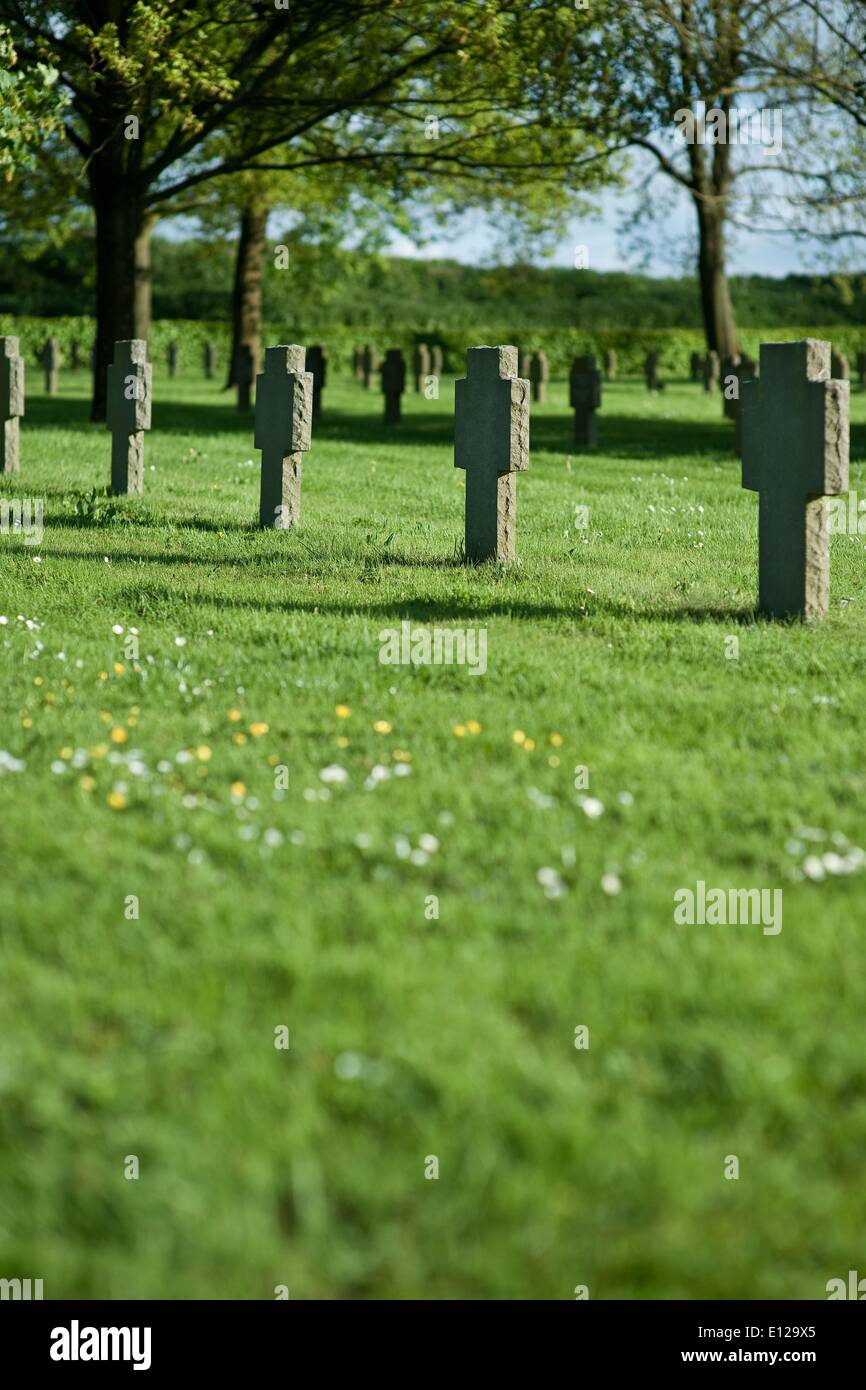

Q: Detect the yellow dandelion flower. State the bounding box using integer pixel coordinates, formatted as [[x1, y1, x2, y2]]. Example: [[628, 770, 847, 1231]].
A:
[[453, 724, 467, 737], [127, 716, 138, 727], [336, 735, 349, 748], [249, 722, 269, 737], [393, 749, 412, 762], [99, 672, 108, 681], [549, 732, 564, 747], [60, 747, 73, 759], [195, 746, 212, 761], [113, 662, 125, 674], [79, 775, 96, 792], [34, 676, 44, 687], [90, 744, 108, 759], [227, 709, 242, 721], [373, 720, 392, 734], [466, 720, 481, 734], [335, 704, 351, 719], [232, 732, 247, 746], [100, 711, 112, 723], [512, 729, 526, 744], [523, 738, 536, 752], [130, 706, 141, 716], [266, 754, 279, 766], [107, 791, 127, 810], [110, 727, 128, 744], [22, 717, 33, 729], [548, 755, 560, 768], [230, 781, 247, 798], [44, 692, 55, 704]]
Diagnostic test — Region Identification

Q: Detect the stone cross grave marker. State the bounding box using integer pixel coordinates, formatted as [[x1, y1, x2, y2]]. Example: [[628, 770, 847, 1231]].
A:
[[1, 336, 24, 474], [569, 354, 602, 447], [306, 345, 327, 419], [41, 337, 60, 395], [381, 348, 406, 424], [106, 340, 152, 496], [255, 344, 313, 528], [362, 344, 377, 389], [690, 350, 703, 382], [167, 341, 179, 378], [644, 351, 662, 391], [831, 348, 849, 381], [412, 343, 430, 393], [603, 349, 617, 381], [70, 339, 82, 370], [455, 345, 529, 563], [723, 354, 759, 456], [529, 350, 549, 403], [741, 338, 849, 620], [703, 350, 719, 393], [204, 342, 217, 380], [234, 343, 255, 410], [857, 350, 866, 388]]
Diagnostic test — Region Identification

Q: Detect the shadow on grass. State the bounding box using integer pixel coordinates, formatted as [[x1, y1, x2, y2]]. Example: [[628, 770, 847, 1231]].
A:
[[20, 393, 866, 464]]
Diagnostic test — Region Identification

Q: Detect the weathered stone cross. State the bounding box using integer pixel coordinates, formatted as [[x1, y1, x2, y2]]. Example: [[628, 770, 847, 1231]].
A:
[[529, 350, 549, 403], [412, 342, 430, 392], [255, 344, 313, 528], [41, 337, 60, 395], [361, 344, 377, 389], [167, 341, 179, 378], [454, 345, 529, 563], [569, 353, 602, 447], [1, 336, 24, 474], [381, 348, 406, 424], [204, 341, 217, 379], [106, 339, 152, 495], [604, 349, 617, 381], [741, 339, 849, 620]]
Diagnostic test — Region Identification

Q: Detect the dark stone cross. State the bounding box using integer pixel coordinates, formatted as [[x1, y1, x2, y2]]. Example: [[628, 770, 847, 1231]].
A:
[[412, 343, 430, 392], [41, 337, 60, 395], [255, 344, 313, 528], [569, 354, 602, 447], [70, 339, 82, 370], [361, 344, 377, 389], [306, 344, 327, 419], [690, 351, 702, 382], [381, 349, 406, 424], [1, 336, 24, 475], [741, 339, 849, 620], [723, 354, 759, 457], [167, 341, 179, 378], [529, 350, 549, 403], [204, 342, 217, 379], [106, 339, 152, 496], [454, 345, 529, 563], [644, 351, 662, 391]]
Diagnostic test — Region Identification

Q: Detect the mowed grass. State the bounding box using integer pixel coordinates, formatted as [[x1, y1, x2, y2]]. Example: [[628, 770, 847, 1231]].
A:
[[2, 360, 866, 1301]]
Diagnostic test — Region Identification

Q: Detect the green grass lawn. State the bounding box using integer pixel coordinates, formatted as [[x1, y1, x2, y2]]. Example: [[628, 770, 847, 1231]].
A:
[[2, 361, 866, 1300]]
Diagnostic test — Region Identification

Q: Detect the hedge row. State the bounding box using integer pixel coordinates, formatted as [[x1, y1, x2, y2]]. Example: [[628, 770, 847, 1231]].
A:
[[3, 314, 864, 381]]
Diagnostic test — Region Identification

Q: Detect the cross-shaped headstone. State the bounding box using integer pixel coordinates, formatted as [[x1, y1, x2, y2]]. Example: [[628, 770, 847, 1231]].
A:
[[381, 349, 406, 424], [41, 337, 60, 395], [856, 350, 866, 388], [106, 339, 152, 496], [70, 339, 82, 370], [204, 342, 217, 379], [255, 344, 313, 528], [361, 344, 377, 389], [569, 354, 602, 447], [741, 338, 848, 620], [412, 342, 430, 392], [703, 350, 719, 393], [1, 336, 24, 475], [603, 349, 617, 381], [831, 348, 849, 381], [644, 351, 661, 391], [689, 350, 702, 382], [454, 345, 529, 563], [234, 343, 255, 410], [529, 350, 549, 403], [167, 341, 179, 378], [722, 354, 758, 456], [306, 344, 327, 419]]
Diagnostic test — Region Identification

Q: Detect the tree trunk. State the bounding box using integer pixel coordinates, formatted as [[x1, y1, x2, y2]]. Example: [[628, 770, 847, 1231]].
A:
[[225, 200, 268, 389], [90, 173, 149, 421], [694, 194, 739, 361], [134, 212, 158, 346]]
